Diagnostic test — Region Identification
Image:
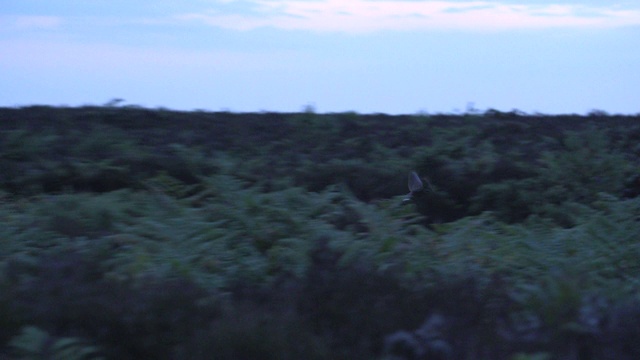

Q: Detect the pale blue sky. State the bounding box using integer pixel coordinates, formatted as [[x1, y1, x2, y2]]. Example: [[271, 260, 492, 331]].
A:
[[1, 1, 639, 114]]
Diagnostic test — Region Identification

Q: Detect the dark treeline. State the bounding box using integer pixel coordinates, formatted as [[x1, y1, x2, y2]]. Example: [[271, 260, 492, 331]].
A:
[[2, 106, 639, 224]]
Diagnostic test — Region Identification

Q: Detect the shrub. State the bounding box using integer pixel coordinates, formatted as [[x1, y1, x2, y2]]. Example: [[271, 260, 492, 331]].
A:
[[6, 251, 219, 360]]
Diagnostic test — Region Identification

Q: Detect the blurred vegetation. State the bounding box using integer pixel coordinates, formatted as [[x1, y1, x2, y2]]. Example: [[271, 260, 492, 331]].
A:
[[1, 105, 640, 359]]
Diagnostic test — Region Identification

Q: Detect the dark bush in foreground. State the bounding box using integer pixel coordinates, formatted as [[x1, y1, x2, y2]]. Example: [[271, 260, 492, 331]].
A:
[[174, 303, 330, 360], [296, 238, 519, 359], [4, 252, 218, 359], [4, 249, 640, 359]]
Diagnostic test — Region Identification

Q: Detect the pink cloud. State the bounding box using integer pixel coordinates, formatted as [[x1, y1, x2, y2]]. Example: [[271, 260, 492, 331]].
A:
[[180, 0, 640, 32]]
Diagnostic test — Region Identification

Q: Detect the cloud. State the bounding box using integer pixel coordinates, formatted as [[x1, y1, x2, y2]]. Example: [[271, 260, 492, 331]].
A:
[[2, 15, 63, 30], [177, 0, 640, 32]]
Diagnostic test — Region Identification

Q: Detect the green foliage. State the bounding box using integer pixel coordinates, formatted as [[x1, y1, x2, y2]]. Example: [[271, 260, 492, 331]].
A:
[[2, 106, 640, 358], [178, 305, 330, 360], [510, 353, 551, 360], [9, 326, 103, 360], [1, 129, 58, 162]]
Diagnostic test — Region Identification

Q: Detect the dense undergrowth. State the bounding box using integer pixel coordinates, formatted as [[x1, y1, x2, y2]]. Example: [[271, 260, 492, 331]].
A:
[[1, 106, 640, 359]]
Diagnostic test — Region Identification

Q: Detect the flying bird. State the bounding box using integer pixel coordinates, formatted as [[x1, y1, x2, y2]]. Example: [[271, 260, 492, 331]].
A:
[[403, 171, 424, 203]]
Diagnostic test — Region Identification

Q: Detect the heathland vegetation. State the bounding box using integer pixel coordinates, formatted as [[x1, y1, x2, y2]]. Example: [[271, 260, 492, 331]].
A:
[[1, 105, 639, 359]]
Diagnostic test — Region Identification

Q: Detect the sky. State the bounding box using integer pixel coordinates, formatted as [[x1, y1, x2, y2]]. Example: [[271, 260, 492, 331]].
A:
[[1, 0, 639, 115]]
